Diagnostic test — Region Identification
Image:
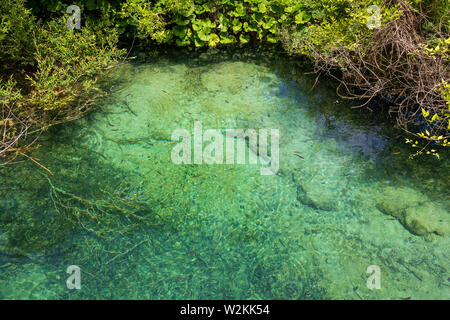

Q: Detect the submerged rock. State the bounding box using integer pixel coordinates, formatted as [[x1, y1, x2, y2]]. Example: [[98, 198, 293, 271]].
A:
[[293, 170, 338, 211], [404, 205, 450, 237], [297, 184, 337, 211], [376, 186, 423, 216], [376, 186, 450, 238]]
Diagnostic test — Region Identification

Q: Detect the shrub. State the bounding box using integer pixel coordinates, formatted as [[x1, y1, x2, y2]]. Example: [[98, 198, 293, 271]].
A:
[[0, 0, 125, 164], [280, 0, 449, 158]]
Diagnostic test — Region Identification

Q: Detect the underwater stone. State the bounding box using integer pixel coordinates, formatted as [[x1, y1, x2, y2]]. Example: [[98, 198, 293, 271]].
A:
[[296, 184, 337, 211], [403, 204, 450, 237], [292, 169, 338, 211], [376, 186, 450, 237], [376, 186, 423, 216]]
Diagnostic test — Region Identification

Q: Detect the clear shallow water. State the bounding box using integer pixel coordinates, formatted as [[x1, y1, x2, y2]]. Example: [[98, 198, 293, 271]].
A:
[[0, 48, 449, 299]]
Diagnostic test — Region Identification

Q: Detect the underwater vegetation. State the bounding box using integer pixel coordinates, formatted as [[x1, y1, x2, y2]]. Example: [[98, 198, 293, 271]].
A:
[[0, 48, 448, 299]]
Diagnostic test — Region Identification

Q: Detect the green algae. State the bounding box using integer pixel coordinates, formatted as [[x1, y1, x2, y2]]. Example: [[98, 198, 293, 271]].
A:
[[0, 47, 448, 300]]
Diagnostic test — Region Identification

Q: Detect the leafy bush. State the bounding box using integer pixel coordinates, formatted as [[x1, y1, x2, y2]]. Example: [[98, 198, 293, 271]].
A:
[[120, 0, 369, 47], [279, 0, 400, 57], [2, 0, 448, 161], [27, 18, 125, 111], [0, 0, 36, 73], [0, 0, 125, 164], [280, 0, 449, 157]]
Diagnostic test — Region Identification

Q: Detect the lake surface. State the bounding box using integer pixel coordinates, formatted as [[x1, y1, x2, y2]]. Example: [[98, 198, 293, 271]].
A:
[[0, 47, 448, 299]]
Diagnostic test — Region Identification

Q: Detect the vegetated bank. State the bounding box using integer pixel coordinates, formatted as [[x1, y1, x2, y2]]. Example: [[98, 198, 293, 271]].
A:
[[1, 0, 448, 166]]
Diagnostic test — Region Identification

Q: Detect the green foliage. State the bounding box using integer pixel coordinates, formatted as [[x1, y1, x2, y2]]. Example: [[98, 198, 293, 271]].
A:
[[0, 77, 23, 106], [1, 0, 448, 161], [26, 18, 125, 111], [119, 0, 174, 42], [120, 0, 365, 47], [280, 0, 401, 58], [411, 79, 450, 155], [0, 0, 36, 72], [279, 0, 449, 157], [406, 4, 449, 155], [0, 0, 125, 161]]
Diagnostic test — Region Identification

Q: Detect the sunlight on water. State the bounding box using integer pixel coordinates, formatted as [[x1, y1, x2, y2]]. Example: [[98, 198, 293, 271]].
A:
[[0, 48, 448, 299]]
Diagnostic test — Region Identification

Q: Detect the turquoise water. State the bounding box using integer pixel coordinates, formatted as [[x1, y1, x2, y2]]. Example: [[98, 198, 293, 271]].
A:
[[0, 48, 449, 299]]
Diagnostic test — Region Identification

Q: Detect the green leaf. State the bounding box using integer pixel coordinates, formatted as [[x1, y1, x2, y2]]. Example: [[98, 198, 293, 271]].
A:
[[220, 33, 236, 44], [208, 33, 220, 47], [284, 6, 297, 13], [258, 3, 267, 13], [431, 114, 439, 122], [235, 3, 246, 17], [172, 25, 188, 38], [251, 13, 265, 25], [232, 19, 242, 33], [266, 33, 279, 43], [278, 14, 289, 23], [203, 2, 216, 13], [311, 10, 325, 19], [240, 34, 250, 44], [179, 7, 195, 17], [175, 16, 190, 26], [218, 13, 230, 31], [197, 29, 210, 42], [194, 37, 206, 47], [256, 29, 267, 40], [243, 22, 258, 32], [195, 6, 205, 14], [262, 17, 275, 29], [176, 37, 191, 46], [295, 11, 311, 24]]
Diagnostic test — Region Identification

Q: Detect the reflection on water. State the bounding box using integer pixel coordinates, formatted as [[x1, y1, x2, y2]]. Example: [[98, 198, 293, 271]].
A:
[[0, 47, 448, 299]]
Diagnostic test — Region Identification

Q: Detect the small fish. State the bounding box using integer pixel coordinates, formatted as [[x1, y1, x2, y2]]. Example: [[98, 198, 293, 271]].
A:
[[401, 297, 411, 300], [294, 153, 304, 159]]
